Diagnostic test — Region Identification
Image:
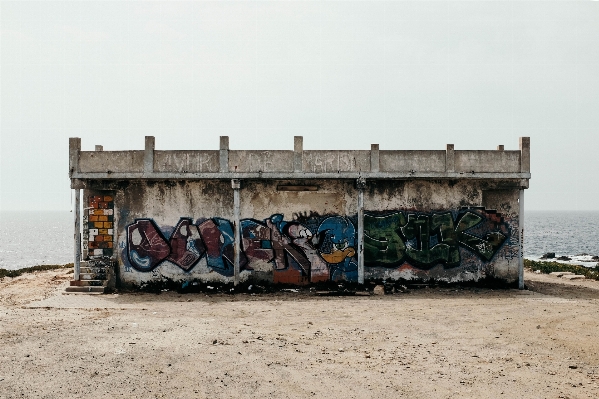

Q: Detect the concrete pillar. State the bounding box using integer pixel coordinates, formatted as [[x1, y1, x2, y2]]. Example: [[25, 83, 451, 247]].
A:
[[95, 145, 103, 151], [232, 179, 241, 286], [144, 136, 155, 173], [74, 189, 81, 281], [220, 136, 229, 173], [518, 189, 525, 289], [69, 137, 81, 177], [294, 136, 303, 172], [446, 144, 455, 173], [370, 144, 379, 173], [357, 178, 366, 285], [496, 145, 504, 151], [519, 137, 530, 173]]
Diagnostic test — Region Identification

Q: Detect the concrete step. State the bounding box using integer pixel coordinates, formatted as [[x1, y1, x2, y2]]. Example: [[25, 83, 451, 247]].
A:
[[80, 267, 108, 274], [65, 286, 105, 294], [70, 279, 106, 287], [80, 273, 107, 280]]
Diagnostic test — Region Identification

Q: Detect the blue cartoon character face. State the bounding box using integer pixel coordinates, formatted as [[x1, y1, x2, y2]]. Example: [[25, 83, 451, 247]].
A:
[[315, 216, 356, 264]]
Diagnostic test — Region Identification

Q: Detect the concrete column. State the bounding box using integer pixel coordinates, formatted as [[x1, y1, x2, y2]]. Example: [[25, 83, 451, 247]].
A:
[[518, 189, 525, 289], [232, 179, 241, 286], [220, 136, 229, 173], [370, 144, 379, 173], [144, 136, 155, 173], [95, 145, 103, 151], [357, 178, 366, 285], [519, 137, 530, 173], [294, 136, 303, 172], [446, 144, 455, 173], [496, 145, 504, 151], [69, 137, 81, 177], [74, 189, 81, 281]]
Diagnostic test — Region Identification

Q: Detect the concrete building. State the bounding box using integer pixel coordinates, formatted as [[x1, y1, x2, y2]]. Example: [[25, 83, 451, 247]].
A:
[[68, 136, 530, 292]]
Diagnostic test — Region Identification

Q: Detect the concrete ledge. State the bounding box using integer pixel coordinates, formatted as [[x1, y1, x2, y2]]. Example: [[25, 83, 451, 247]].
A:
[[65, 286, 105, 293], [72, 171, 531, 181], [71, 136, 531, 184]]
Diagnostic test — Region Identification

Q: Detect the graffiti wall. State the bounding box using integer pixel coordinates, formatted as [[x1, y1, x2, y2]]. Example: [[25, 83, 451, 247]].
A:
[[121, 208, 514, 284]]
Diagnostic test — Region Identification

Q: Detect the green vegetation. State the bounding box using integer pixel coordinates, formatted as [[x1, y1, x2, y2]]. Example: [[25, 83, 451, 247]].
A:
[[0, 263, 73, 279], [524, 259, 599, 281]]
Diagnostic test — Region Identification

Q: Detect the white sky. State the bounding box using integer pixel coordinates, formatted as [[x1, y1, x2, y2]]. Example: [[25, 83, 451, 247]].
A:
[[1, 1, 598, 211]]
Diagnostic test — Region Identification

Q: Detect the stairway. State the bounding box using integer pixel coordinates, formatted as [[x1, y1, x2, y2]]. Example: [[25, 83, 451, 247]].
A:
[[66, 260, 113, 294]]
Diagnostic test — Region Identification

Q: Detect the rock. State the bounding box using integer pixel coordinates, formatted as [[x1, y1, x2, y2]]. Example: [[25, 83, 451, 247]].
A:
[[541, 252, 556, 259], [373, 285, 385, 295], [556, 256, 572, 261], [562, 275, 585, 280], [550, 272, 574, 277]]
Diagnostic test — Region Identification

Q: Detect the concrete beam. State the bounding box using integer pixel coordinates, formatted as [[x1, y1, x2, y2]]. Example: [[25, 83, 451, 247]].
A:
[[232, 179, 241, 286], [294, 136, 303, 172], [69, 137, 81, 177], [71, 171, 532, 181], [220, 136, 229, 173], [518, 189, 525, 289], [370, 144, 379, 172], [144, 136, 155, 173], [357, 177, 366, 285], [445, 144, 455, 172], [74, 189, 81, 281], [519, 137, 530, 173]]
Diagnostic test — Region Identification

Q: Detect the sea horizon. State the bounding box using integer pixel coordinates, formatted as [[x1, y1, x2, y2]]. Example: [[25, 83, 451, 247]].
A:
[[1, 210, 599, 270]]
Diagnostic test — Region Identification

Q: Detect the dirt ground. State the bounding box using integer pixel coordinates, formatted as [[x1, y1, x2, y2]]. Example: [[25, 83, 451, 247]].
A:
[[1, 270, 598, 399]]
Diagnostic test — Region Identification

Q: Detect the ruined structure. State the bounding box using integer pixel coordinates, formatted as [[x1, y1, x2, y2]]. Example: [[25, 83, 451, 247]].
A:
[[68, 136, 530, 292]]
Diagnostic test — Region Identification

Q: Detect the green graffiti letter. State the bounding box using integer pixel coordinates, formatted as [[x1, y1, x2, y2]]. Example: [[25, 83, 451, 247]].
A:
[[364, 212, 406, 266], [401, 213, 459, 267]]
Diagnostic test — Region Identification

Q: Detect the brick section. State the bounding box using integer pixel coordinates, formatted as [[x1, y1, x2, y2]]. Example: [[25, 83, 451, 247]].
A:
[[86, 193, 114, 257]]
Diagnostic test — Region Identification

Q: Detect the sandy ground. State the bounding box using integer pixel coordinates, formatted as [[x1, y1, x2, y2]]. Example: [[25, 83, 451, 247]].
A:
[[1, 270, 598, 399]]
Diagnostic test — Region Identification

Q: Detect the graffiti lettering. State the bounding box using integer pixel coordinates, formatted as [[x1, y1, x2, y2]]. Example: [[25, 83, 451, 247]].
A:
[[127, 220, 170, 271], [124, 209, 509, 282], [166, 218, 206, 271], [364, 211, 507, 268]]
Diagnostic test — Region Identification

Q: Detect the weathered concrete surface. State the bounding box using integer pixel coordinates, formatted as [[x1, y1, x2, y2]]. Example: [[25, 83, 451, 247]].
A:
[[79, 151, 145, 173], [70, 136, 530, 289], [77, 179, 523, 289], [379, 150, 446, 173], [70, 136, 531, 179], [454, 150, 521, 173], [154, 150, 219, 173], [302, 150, 371, 173], [229, 150, 294, 173]]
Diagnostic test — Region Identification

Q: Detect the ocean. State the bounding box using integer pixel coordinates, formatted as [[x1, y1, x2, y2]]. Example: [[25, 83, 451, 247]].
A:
[[1, 210, 598, 270]]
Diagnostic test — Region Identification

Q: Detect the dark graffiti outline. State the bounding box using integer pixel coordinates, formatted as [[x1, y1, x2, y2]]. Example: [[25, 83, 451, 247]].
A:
[[124, 209, 509, 278], [364, 210, 508, 269]]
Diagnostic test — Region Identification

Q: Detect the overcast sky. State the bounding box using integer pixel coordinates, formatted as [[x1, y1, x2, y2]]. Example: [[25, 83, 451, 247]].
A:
[[1, 1, 598, 211]]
